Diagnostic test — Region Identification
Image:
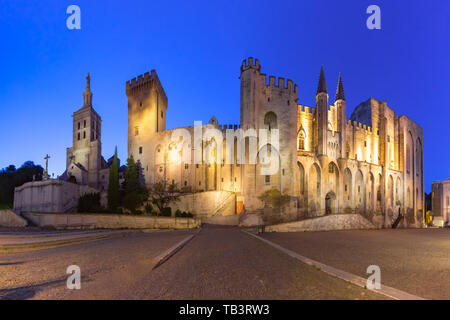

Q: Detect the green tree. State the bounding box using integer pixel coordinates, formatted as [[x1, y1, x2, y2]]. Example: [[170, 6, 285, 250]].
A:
[[78, 192, 103, 213], [0, 161, 43, 206], [148, 180, 181, 215], [123, 155, 140, 194], [121, 155, 148, 214], [107, 147, 120, 211]]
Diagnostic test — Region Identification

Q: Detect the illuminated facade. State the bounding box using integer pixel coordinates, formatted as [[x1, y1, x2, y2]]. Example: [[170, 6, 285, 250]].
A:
[[431, 179, 450, 225], [65, 74, 111, 190], [127, 58, 424, 227]]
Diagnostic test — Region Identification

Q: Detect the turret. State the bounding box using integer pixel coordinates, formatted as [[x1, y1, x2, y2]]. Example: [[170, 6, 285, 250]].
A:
[[335, 73, 347, 158], [316, 66, 329, 155], [126, 69, 168, 181], [240, 57, 262, 130]]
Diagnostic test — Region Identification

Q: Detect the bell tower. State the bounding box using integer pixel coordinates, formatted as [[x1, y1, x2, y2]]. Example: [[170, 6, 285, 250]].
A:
[[66, 73, 102, 188]]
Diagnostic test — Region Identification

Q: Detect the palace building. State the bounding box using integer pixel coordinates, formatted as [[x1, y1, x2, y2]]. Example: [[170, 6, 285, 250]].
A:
[[125, 58, 424, 227]]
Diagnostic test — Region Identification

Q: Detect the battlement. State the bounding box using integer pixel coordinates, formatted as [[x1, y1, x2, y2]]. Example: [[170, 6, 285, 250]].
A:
[[220, 124, 241, 131], [298, 105, 316, 115], [262, 74, 298, 95], [126, 69, 168, 102], [241, 57, 261, 72], [347, 119, 373, 134]]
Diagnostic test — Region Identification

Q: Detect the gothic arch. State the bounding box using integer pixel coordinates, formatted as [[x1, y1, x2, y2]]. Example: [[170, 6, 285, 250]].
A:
[[388, 175, 394, 208], [297, 161, 306, 208], [308, 162, 322, 214], [297, 127, 306, 151], [368, 172, 375, 211], [327, 162, 339, 198], [395, 176, 402, 206], [264, 111, 278, 130], [343, 168, 352, 208], [355, 170, 365, 212]]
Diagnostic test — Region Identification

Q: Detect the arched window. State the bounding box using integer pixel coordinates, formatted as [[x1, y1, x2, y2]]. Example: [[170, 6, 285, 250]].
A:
[[264, 112, 278, 131], [298, 129, 306, 150]]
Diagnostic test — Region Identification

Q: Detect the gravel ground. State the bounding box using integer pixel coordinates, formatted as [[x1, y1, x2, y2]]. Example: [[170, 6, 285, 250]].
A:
[[262, 228, 450, 300]]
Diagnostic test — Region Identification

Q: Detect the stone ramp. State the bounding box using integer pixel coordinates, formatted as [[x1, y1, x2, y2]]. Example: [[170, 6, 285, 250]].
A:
[[265, 214, 376, 232], [0, 210, 28, 228]]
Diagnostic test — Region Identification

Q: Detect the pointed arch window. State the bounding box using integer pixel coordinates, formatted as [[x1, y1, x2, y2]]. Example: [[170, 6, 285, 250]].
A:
[[264, 112, 278, 131], [298, 128, 306, 151]]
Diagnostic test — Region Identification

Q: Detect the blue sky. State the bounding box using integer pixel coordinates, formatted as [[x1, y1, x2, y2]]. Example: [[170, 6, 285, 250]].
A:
[[0, 0, 449, 192]]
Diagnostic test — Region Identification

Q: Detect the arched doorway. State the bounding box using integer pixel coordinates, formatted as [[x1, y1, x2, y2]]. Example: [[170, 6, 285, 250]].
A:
[[325, 191, 336, 215]]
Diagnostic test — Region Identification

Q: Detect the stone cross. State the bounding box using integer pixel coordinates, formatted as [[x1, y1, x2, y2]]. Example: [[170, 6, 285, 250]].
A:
[[44, 154, 51, 180]]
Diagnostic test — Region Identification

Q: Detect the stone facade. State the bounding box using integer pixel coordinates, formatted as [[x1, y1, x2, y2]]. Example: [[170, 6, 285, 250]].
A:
[[126, 58, 424, 227], [14, 180, 98, 213], [65, 74, 111, 190], [431, 179, 450, 225]]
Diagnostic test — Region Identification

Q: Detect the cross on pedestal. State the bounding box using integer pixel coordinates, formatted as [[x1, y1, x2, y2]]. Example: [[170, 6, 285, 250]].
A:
[[44, 154, 51, 180]]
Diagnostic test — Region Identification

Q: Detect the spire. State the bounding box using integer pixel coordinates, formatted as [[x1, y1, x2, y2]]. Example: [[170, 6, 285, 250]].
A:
[[335, 73, 345, 102], [83, 73, 93, 107], [316, 65, 327, 95]]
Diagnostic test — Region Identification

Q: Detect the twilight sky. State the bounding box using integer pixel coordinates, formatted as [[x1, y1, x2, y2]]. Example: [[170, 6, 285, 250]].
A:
[[0, 0, 449, 192]]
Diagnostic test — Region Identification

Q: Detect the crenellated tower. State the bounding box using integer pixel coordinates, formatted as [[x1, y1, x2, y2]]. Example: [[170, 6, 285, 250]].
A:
[[240, 57, 262, 130], [240, 57, 299, 210], [126, 70, 168, 167]]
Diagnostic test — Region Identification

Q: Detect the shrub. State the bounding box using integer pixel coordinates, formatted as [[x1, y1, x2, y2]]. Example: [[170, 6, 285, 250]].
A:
[[77, 193, 103, 213], [344, 206, 352, 214], [175, 209, 182, 217], [123, 192, 142, 215], [135, 210, 143, 216], [145, 203, 153, 214], [161, 207, 172, 217], [181, 212, 194, 218], [180, 186, 192, 193]]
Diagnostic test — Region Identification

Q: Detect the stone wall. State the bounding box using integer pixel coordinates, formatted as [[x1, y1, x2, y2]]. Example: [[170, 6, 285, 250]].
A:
[[23, 212, 200, 230], [14, 180, 98, 213], [265, 214, 375, 232], [0, 210, 28, 227], [170, 191, 236, 218]]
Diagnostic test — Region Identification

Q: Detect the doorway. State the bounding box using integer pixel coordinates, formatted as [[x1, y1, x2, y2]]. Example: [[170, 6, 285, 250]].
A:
[[325, 191, 336, 215]]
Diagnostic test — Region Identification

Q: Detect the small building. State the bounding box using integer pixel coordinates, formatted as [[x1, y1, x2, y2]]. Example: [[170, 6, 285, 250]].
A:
[[431, 179, 450, 226]]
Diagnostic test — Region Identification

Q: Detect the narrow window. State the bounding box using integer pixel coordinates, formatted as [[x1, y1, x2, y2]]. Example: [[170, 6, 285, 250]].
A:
[[135, 126, 139, 136], [83, 131, 86, 139], [84, 120, 86, 128], [184, 181, 187, 186], [77, 133, 80, 141], [78, 122, 80, 130], [265, 175, 270, 185], [185, 164, 189, 169], [161, 111, 164, 118], [139, 147, 143, 154]]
